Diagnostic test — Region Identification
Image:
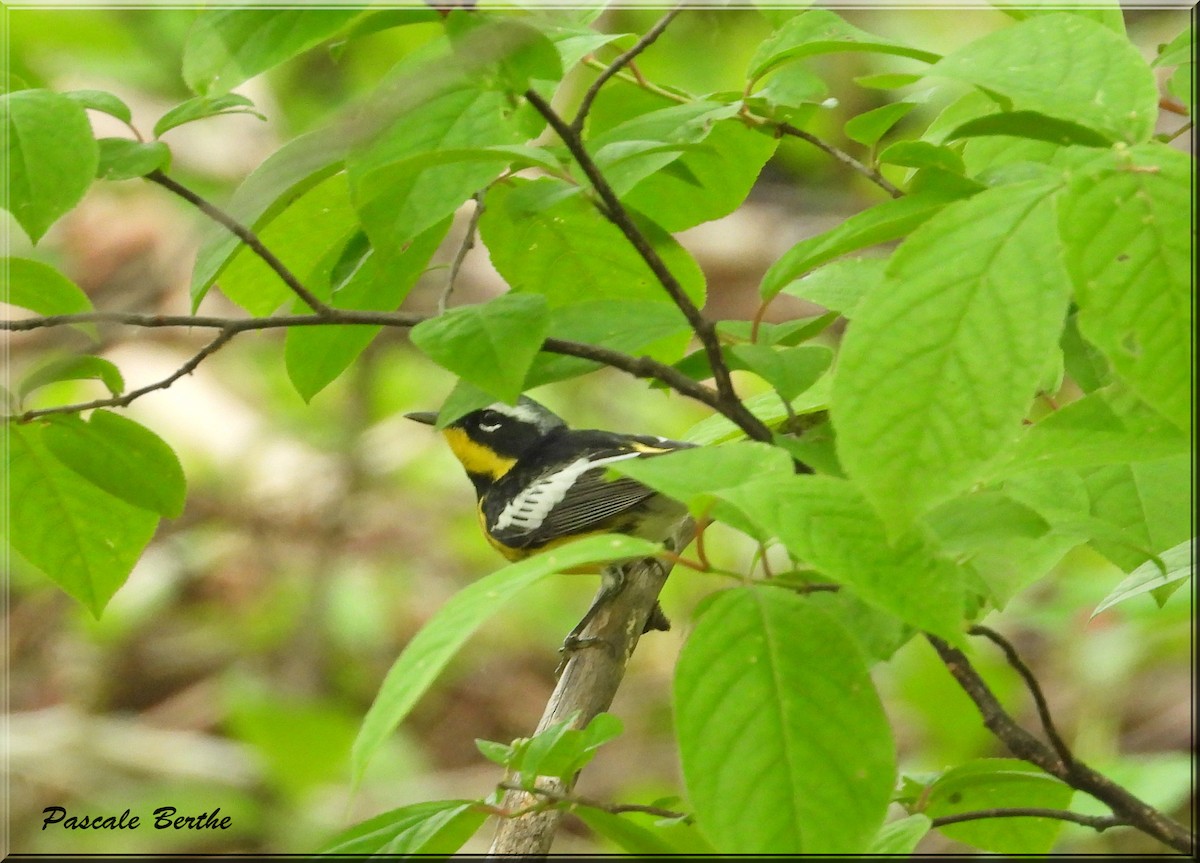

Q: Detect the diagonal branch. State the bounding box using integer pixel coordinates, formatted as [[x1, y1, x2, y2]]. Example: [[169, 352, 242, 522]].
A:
[[15, 328, 238, 422], [570, 5, 684, 136], [925, 634, 1193, 854], [145, 170, 335, 316], [524, 88, 774, 446], [969, 625, 1074, 769], [439, 192, 487, 314], [774, 122, 903, 199], [929, 807, 1130, 832]]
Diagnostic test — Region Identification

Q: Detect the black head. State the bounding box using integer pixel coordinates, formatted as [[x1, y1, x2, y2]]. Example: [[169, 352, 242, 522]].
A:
[[406, 396, 566, 480]]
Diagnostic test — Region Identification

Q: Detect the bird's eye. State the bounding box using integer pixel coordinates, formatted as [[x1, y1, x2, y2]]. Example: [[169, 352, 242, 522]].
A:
[[477, 410, 503, 433]]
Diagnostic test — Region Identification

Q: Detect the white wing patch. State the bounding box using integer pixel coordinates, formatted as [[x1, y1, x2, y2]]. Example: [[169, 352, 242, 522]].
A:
[[492, 451, 643, 534]]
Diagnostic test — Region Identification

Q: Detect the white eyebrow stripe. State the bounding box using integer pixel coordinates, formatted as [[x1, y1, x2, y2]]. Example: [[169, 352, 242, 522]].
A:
[[492, 451, 643, 534]]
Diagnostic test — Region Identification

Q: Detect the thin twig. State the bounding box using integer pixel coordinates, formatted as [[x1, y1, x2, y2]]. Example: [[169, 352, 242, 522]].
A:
[[969, 625, 1074, 769], [570, 5, 684, 136], [929, 807, 1130, 832], [15, 328, 237, 421], [497, 781, 691, 822], [5, 311, 729, 420], [774, 122, 903, 199], [145, 170, 334, 316], [524, 88, 774, 446], [439, 192, 487, 315], [925, 634, 1194, 854]]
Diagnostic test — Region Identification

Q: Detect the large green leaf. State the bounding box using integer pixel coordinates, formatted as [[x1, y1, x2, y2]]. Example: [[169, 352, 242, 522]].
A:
[[1, 89, 99, 242], [716, 475, 968, 643], [190, 128, 346, 307], [183, 10, 365, 95], [480, 178, 706, 309], [760, 193, 959, 301], [348, 85, 527, 254], [748, 9, 939, 82], [832, 181, 1071, 530], [1058, 145, 1192, 432], [924, 759, 1074, 854], [675, 587, 895, 853], [994, 387, 1190, 476], [42, 411, 186, 518], [929, 14, 1158, 143], [410, 293, 549, 405], [286, 219, 451, 402], [320, 800, 484, 855], [1079, 455, 1192, 572], [1, 257, 94, 318], [4, 422, 159, 616], [19, 355, 123, 401], [350, 533, 661, 781], [216, 172, 359, 316], [780, 257, 886, 319]]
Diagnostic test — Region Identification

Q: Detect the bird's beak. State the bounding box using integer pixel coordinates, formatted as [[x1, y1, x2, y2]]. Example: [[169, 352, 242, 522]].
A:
[[405, 411, 438, 426]]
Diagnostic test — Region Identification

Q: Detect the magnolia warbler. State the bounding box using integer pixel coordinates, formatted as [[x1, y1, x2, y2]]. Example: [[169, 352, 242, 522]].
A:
[[406, 396, 693, 644]]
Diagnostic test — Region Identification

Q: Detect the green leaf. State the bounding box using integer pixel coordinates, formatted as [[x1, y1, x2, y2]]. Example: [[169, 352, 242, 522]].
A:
[[946, 110, 1113, 148], [925, 490, 1078, 605], [480, 178, 706, 309], [844, 101, 917, 148], [728, 344, 832, 403], [832, 181, 1071, 530], [445, 13, 563, 95], [1, 88, 99, 242], [867, 814, 931, 854], [410, 293, 549, 405], [1093, 538, 1192, 617], [19, 355, 124, 400], [683, 379, 832, 446], [750, 64, 830, 119], [995, 388, 1190, 475], [64, 89, 132, 123], [512, 712, 623, 783], [348, 86, 526, 252], [350, 534, 662, 781], [286, 219, 451, 402], [4, 423, 158, 616], [1000, 2, 1126, 36], [1, 257, 94, 318], [675, 587, 895, 853], [1153, 25, 1193, 68], [183, 9, 364, 95], [576, 808, 685, 856], [42, 411, 186, 518], [878, 140, 964, 173], [1058, 145, 1192, 432], [190, 128, 345, 307], [526, 300, 691, 387], [748, 9, 939, 83], [216, 171, 358, 316], [716, 475, 968, 643], [611, 441, 794, 519], [319, 800, 483, 855], [760, 192, 961, 301], [152, 93, 266, 139], [929, 14, 1158, 143], [924, 759, 1074, 854], [1079, 455, 1192, 572], [95, 138, 170, 181], [779, 257, 886, 319]]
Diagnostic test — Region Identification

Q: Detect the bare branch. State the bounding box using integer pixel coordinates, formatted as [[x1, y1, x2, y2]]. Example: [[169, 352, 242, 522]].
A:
[[439, 192, 487, 315], [570, 5, 684, 136], [488, 521, 695, 855], [14, 328, 237, 422], [5, 311, 731, 419], [523, 88, 775, 446], [925, 634, 1194, 854], [497, 781, 690, 822], [929, 807, 1130, 832], [774, 122, 903, 199], [969, 625, 1073, 769], [145, 170, 335, 316]]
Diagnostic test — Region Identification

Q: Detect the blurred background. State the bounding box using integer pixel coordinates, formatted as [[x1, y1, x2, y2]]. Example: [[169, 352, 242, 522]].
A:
[[3, 5, 1192, 854]]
